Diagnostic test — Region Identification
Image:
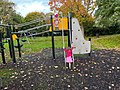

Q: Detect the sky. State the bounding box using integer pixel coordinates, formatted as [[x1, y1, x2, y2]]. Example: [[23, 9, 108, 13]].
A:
[[11, 0, 50, 17]]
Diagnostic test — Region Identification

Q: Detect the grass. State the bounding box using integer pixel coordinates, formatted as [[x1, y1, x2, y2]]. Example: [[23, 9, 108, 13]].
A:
[[1, 34, 120, 63], [91, 34, 120, 50], [0, 69, 14, 86], [20, 36, 68, 53], [0, 69, 12, 77]]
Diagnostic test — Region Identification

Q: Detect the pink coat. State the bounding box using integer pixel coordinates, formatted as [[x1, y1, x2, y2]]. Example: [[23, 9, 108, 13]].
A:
[[64, 47, 74, 57]]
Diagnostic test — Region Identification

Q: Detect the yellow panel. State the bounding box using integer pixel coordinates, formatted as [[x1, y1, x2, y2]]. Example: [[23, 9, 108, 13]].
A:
[[12, 34, 18, 40], [49, 18, 68, 32]]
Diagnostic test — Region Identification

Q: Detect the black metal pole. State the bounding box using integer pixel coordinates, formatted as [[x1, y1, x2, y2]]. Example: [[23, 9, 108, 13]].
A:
[[68, 12, 72, 47], [16, 38, 22, 57], [0, 33, 6, 64], [68, 16, 71, 47], [50, 15, 55, 59], [9, 25, 16, 63], [6, 26, 12, 58], [89, 38, 91, 56]]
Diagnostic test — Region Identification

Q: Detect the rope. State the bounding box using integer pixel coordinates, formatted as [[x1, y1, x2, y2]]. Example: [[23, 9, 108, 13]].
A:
[[60, 13, 66, 68], [61, 20, 65, 48]]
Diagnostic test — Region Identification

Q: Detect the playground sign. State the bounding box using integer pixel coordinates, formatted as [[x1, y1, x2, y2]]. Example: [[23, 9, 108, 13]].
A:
[[49, 18, 68, 31]]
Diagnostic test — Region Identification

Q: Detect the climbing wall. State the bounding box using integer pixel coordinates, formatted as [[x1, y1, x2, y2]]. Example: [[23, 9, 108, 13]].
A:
[[71, 18, 91, 54]]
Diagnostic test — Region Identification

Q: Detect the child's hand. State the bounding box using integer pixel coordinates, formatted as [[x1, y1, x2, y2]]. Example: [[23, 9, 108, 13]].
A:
[[72, 46, 75, 48], [63, 48, 66, 50]]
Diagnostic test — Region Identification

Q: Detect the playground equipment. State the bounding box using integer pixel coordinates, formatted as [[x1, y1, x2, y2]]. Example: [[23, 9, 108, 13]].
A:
[[0, 32, 6, 64], [14, 24, 51, 40], [0, 17, 48, 64], [7, 25, 16, 63], [71, 18, 91, 54], [0, 16, 60, 64], [58, 12, 75, 69], [50, 12, 91, 69], [14, 38, 23, 58], [0, 24, 20, 64], [12, 34, 18, 40], [0, 13, 91, 65], [49, 17, 68, 31]]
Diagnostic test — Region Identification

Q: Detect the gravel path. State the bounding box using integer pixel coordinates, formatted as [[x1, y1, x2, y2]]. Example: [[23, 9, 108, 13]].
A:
[[0, 49, 120, 90]]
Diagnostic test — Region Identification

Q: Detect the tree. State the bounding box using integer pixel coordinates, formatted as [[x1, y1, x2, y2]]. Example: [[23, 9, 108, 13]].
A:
[[25, 12, 44, 22], [11, 13, 24, 25], [0, 0, 15, 24], [45, 12, 54, 23], [95, 0, 120, 28], [48, 0, 96, 34], [49, 0, 96, 16], [23, 12, 46, 32]]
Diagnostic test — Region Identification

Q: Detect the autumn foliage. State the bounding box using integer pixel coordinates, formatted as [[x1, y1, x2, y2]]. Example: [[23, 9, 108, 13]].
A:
[[48, 0, 96, 25]]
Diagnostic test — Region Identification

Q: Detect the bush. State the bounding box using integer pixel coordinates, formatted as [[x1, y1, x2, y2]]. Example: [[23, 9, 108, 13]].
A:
[[85, 25, 120, 36]]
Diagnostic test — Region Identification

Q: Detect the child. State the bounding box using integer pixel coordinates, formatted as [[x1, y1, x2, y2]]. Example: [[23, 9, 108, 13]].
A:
[[64, 46, 74, 69]]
